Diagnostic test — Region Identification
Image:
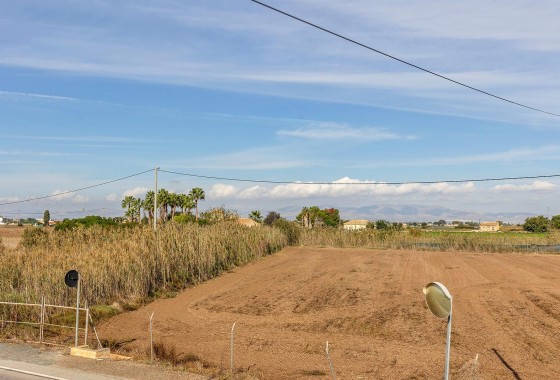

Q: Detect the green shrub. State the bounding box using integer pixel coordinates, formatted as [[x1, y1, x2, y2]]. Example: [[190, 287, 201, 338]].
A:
[[21, 228, 49, 248], [273, 219, 301, 245], [54, 216, 121, 231], [173, 214, 195, 224], [523, 215, 550, 233]]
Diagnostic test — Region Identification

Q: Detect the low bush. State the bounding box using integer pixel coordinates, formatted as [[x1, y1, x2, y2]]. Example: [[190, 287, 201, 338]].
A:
[[21, 228, 49, 248], [273, 219, 301, 245]]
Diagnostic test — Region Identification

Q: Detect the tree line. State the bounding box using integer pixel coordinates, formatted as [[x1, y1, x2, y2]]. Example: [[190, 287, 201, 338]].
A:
[[523, 215, 560, 233], [121, 187, 205, 224]]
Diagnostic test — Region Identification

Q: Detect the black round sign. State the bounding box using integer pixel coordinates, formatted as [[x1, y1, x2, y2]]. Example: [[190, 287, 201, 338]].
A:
[[64, 270, 79, 288]]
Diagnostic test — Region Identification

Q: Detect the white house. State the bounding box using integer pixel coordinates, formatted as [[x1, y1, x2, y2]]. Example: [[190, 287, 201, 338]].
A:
[[480, 221, 500, 232], [0, 216, 5, 225], [343, 219, 369, 231]]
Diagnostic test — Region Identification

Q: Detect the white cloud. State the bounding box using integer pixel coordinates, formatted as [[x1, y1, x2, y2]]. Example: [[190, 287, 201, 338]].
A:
[[106, 193, 119, 201], [238, 186, 269, 199], [237, 70, 546, 91], [209, 177, 475, 200], [0, 90, 77, 102], [352, 145, 560, 169], [3, 135, 150, 144], [2, 1, 559, 126], [181, 146, 315, 170], [50, 190, 89, 203], [491, 180, 556, 193], [123, 187, 149, 197], [209, 184, 238, 198], [277, 122, 414, 141]]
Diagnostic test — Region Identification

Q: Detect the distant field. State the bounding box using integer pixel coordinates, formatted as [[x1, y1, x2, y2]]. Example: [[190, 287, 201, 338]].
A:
[[0, 226, 26, 249]]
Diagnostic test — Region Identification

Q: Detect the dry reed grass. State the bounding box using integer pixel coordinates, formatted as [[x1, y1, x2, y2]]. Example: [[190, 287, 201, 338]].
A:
[[300, 228, 560, 253], [0, 223, 287, 307]]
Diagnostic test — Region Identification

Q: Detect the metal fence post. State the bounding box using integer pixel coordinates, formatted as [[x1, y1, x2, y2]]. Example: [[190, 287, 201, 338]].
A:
[[230, 322, 236, 373], [325, 341, 337, 380], [75, 276, 81, 347], [40, 297, 45, 343], [84, 301, 89, 346], [150, 312, 155, 362]]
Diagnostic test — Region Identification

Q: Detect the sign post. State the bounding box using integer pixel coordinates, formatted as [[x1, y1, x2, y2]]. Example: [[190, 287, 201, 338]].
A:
[[423, 282, 453, 380], [65, 270, 80, 347]]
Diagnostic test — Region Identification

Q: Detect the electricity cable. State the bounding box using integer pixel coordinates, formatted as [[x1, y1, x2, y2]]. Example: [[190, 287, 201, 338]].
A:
[[2, 168, 558, 210], [249, 0, 560, 117], [159, 169, 560, 185], [0, 169, 154, 206]]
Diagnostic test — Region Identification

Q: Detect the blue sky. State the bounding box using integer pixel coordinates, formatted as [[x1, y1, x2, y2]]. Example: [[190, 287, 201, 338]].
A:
[[1, 0, 559, 222]]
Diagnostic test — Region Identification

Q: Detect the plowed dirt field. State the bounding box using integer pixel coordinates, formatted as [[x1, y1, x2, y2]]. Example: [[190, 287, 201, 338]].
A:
[[99, 247, 560, 379]]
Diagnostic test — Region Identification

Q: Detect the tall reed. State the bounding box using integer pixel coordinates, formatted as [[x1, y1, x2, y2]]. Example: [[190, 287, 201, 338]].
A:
[[300, 228, 560, 253], [0, 223, 287, 306]]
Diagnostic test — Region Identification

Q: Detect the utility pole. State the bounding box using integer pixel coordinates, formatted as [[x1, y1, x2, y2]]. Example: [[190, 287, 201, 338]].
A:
[[154, 167, 159, 231]]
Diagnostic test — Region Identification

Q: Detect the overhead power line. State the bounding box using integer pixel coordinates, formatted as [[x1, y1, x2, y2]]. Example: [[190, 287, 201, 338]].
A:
[[249, 0, 560, 118], [2, 168, 557, 210], [159, 169, 560, 185], [0, 169, 154, 206]]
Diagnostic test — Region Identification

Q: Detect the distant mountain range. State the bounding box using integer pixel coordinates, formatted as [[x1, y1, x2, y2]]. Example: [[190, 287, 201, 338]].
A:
[[278, 204, 534, 224]]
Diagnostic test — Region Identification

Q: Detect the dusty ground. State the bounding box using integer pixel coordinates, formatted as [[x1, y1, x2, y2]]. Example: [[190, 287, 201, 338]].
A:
[[0, 226, 25, 249], [99, 247, 560, 379]]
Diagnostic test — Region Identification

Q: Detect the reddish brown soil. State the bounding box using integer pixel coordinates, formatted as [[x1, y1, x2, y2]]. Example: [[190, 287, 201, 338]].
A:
[[99, 247, 560, 379]]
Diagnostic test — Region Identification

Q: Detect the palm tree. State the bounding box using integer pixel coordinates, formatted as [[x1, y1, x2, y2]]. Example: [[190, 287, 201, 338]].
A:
[[157, 188, 170, 222], [249, 210, 263, 223], [178, 193, 195, 216], [189, 187, 205, 221], [121, 195, 135, 222], [169, 192, 179, 219], [131, 197, 142, 222], [143, 191, 155, 224]]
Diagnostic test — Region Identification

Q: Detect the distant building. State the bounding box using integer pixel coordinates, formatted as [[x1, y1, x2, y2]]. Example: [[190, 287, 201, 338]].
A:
[[343, 219, 369, 231], [238, 218, 258, 227], [0, 216, 4, 225], [480, 221, 500, 232]]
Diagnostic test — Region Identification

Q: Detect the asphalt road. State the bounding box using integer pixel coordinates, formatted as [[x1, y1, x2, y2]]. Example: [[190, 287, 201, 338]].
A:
[[0, 367, 66, 380], [0, 342, 206, 380], [0, 343, 121, 380]]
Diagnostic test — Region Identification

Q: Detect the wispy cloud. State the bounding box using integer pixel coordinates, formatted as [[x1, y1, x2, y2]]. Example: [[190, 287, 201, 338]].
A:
[[175, 146, 317, 170], [0, 150, 89, 157], [50, 190, 89, 203], [348, 145, 560, 169], [423, 145, 560, 166], [277, 122, 415, 141], [106, 193, 119, 202], [2, 135, 152, 144], [0, 90, 78, 102], [1, 1, 558, 126]]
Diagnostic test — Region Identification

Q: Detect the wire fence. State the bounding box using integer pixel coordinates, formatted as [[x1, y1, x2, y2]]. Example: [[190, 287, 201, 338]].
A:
[[0, 298, 89, 346], [142, 315, 485, 380]]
